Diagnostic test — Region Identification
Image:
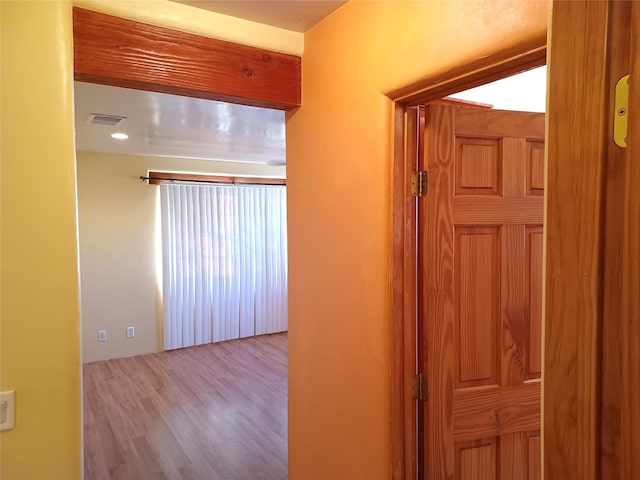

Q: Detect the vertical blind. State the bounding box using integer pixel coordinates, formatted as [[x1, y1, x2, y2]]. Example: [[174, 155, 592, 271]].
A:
[[160, 183, 288, 350]]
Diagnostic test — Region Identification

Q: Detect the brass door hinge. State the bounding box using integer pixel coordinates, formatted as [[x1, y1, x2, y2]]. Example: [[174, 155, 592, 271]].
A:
[[614, 74, 630, 148], [411, 171, 428, 197], [412, 373, 428, 401]]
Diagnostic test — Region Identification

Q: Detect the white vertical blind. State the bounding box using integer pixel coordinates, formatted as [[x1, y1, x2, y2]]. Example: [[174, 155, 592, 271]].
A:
[[160, 183, 288, 350]]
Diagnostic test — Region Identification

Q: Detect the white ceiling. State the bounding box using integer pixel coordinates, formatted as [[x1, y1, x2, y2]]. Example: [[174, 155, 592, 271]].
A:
[[170, 0, 347, 32], [74, 82, 286, 165]]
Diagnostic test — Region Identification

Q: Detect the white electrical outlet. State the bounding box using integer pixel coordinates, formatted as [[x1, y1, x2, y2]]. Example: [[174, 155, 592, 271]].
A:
[[98, 330, 107, 342], [0, 391, 15, 431], [126, 326, 135, 338]]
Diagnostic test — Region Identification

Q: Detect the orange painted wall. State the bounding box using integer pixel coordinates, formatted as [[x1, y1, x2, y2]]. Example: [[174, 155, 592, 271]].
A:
[[286, 1, 548, 478]]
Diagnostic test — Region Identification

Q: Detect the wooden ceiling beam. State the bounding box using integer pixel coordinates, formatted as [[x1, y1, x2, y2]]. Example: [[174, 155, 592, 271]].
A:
[[72, 7, 301, 110]]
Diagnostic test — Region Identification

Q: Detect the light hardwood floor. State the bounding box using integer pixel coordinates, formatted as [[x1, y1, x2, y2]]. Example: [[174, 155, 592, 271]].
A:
[[83, 333, 287, 480]]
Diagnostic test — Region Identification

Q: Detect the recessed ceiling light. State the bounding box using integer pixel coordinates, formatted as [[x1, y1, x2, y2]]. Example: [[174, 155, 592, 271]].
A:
[[111, 132, 129, 140]]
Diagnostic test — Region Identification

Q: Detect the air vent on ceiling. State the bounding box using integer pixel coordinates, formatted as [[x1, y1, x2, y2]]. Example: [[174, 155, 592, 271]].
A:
[[86, 113, 127, 127]]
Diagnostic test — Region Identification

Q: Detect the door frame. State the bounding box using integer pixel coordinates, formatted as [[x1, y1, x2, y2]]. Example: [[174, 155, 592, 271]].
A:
[[391, 1, 637, 475], [388, 42, 546, 480]]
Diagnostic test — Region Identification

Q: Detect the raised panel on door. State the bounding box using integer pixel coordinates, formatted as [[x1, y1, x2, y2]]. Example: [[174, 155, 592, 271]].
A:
[[525, 226, 543, 380], [526, 140, 545, 197], [456, 438, 497, 480], [528, 431, 541, 480], [501, 224, 526, 386], [422, 105, 544, 480], [455, 226, 500, 388], [455, 137, 502, 196], [495, 431, 542, 480]]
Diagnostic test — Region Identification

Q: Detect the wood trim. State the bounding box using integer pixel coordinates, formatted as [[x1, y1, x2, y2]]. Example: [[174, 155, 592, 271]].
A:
[[414, 107, 425, 480], [390, 103, 406, 480], [600, 2, 632, 477], [429, 97, 493, 109], [621, 3, 640, 478], [390, 44, 545, 480], [146, 171, 286, 186], [390, 103, 419, 480], [73, 7, 301, 110], [388, 41, 546, 106], [544, 2, 610, 479]]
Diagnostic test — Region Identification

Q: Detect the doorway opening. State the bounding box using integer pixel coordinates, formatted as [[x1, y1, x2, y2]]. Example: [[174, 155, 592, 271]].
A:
[[389, 46, 546, 480], [418, 67, 546, 479], [74, 82, 290, 479]]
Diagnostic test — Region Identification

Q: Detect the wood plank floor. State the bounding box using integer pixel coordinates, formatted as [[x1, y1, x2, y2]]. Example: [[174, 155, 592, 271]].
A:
[[83, 333, 287, 480]]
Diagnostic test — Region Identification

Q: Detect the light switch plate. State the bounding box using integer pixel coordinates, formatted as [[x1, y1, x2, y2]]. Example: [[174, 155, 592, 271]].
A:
[[0, 390, 15, 431]]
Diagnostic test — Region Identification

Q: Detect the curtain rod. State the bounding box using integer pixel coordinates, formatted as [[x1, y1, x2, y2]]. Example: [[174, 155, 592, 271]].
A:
[[139, 176, 285, 186]]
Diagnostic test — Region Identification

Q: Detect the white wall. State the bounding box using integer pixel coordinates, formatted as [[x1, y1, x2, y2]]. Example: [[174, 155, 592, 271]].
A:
[[77, 150, 285, 363]]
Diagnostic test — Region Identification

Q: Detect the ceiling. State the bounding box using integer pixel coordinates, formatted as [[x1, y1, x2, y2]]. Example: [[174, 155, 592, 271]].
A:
[[170, 0, 347, 32], [74, 81, 286, 165]]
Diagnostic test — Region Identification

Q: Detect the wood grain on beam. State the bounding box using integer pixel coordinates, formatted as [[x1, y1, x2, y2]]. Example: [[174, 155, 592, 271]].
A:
[[73, 7, 301, 110]]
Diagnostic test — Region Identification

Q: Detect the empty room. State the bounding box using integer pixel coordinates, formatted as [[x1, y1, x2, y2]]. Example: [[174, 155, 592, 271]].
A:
[[75, 81, 289, 479]]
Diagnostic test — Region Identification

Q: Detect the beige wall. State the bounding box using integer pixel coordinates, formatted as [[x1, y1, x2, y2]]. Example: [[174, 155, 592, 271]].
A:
[[286, 1, 548, 478], [1, 2, 81, 478], [78, 151, 285, 363]]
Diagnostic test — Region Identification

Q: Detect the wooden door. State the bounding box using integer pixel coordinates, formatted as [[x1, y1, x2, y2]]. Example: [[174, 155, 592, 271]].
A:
[[419, 106, 545, 479]]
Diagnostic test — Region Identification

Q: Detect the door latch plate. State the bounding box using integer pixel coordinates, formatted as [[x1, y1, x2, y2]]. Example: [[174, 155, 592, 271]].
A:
[[614, 74, 630, 148]]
